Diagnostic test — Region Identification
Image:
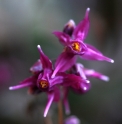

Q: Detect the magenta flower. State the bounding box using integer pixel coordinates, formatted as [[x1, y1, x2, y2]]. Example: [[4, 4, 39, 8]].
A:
[[53, 8, 114, 71], [70, 63, 109, 82], [9, 45, 88, 117]]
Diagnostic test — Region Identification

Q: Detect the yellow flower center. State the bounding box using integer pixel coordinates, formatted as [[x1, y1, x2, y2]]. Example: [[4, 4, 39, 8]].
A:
[[71, 42, 81, 52], [39, 80, 49, 89]]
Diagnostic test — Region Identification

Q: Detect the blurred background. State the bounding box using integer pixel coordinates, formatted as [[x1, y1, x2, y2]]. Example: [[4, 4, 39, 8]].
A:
[[0, 0, 122, 124]]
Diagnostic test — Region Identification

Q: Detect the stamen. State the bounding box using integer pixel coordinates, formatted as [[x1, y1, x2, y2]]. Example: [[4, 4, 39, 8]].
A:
[[39, 80, 49, 89], [71, 42, 81, 52]]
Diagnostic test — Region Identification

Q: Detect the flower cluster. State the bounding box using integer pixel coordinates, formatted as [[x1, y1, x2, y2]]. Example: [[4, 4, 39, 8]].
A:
[[9, 8, 114, 118]]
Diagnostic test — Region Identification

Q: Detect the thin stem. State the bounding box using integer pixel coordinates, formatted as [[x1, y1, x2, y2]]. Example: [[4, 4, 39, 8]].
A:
[[58, 100, 63, 124], [44, 115, 53, 124]]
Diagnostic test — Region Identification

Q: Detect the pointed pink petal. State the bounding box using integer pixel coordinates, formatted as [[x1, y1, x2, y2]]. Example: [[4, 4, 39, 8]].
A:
[[80, 47, 114, 63], [72, 8, 90, 40], [9, 76, 37, 90], [37, 45, 52, 70], [51, 52, 76, 78], [9, 82, 32, 90], [44, 92, 54, 117], [84, 69, 109, 82], [53, 31, 70, 45], [85, 43, 103, 55], [75, 63, 87, 79], [49, 75, 64, 87]]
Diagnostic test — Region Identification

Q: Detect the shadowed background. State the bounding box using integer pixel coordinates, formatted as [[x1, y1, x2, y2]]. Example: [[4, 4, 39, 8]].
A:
[[0, 0, 122, 124]]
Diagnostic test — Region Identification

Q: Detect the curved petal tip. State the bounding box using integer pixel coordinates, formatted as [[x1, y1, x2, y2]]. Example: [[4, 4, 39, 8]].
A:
[[111, 59, 114, 63], [101, 75, 110, 82], [87, 8, 90, 12], [9, 87, 13, 90], [37, 45, 41, 49]]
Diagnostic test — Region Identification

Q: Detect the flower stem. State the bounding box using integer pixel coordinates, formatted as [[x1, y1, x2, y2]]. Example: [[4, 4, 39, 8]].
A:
[[44, 115, 52, 124], [58, 100, 63, 124]]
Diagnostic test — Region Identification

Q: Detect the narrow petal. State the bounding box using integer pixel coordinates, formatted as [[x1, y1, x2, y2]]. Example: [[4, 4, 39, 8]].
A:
[[49, 74, 64, 88], [9, 82, 32, 90], [37, 45, 52, 70], [84, 69, 109, 82], [30, 59, 42, 74], [44, 92, 54, 117], [63, 19, 76, 36], [51, 51, 76, 78], [9, 76, 35, 90], [74, 63, 87, 79], [72, 8, 90, 40], [53, 31, 70, 45], [80, 47, 114, 63]]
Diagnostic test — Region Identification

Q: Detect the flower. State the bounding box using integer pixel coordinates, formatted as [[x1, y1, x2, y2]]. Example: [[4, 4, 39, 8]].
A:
[[53, 8, 114, 73], [64, 115, 80, 124], [9, 45, 88, 117]]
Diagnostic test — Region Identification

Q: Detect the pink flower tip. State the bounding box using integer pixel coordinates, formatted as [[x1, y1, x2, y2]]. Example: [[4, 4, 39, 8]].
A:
[[37, 45, 41, 49], [85, 8, 90, 18], [9, 87, 13, 90], [111, 59, 114, 63], [87, 8, 90, 12], [101, 75, 109, 82]]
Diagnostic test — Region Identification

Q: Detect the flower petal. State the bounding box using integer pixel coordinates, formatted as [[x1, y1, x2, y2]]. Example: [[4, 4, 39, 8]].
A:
[[53, 31, 70, 46], [49, 74, 64, 88], [84, 69, 109, 82], [72, 8, 90, 40], [44, 92, 54, 117], [74, 63, 87, 79], [80, 46, 114, 63], [63, 74, 91, 93], [9, 77, 34, 90], [51, 51, 76, 78], [37, 45, 52, 70], [30, 59, 42, 74]]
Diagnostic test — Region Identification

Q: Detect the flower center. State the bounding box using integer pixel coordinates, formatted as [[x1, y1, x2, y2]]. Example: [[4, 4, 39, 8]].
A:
[[71, 42, 81, 52], [39, 80, 49, 89]]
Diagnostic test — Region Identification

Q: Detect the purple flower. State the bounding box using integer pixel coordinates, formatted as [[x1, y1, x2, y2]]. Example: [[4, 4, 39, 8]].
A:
[[64, 115, 80, 124], [53, 8, 114, 67], [70, 63, 109, 82], [9, 45, 64, 117], [9, 45, 88, 117]]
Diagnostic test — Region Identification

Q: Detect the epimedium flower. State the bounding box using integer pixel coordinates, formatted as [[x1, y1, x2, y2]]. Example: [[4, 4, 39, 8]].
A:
[[9, 45, 64, 117], [52, 8, 114, 77], [9, 45, 89, 117]]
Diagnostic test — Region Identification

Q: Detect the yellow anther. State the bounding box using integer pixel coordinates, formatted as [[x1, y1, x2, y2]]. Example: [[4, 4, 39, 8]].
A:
[[71, 42, 81, 52], [39, 80, 48, 89]]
